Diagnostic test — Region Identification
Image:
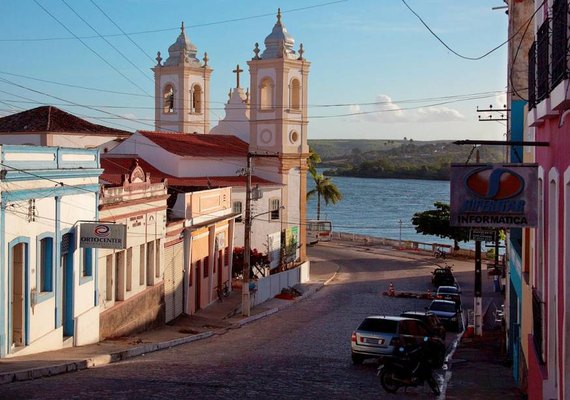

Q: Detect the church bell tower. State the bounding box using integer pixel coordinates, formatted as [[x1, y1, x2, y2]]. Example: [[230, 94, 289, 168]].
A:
[[247, 9, 310, 261], [153, 23, 212, 134]]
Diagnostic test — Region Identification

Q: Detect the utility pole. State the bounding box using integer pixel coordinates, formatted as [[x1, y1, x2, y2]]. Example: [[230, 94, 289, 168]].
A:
[[242, 151, 280, 317], [474, 148, 482, 336]]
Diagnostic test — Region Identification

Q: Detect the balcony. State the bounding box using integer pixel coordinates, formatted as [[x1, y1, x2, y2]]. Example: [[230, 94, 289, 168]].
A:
[[171, 187, 233, 226], [528, 1, 570, 117]]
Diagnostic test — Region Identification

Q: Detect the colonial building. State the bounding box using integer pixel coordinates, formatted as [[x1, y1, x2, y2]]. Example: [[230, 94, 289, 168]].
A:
[[98, 158, 169, 338], [0, 145, 102, 357], [0, 106, 131, 150], [524, 1, 570, 398]]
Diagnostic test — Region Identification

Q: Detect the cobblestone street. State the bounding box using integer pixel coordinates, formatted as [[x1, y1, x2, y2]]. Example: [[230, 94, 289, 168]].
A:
[[1, 245, 470, 399]]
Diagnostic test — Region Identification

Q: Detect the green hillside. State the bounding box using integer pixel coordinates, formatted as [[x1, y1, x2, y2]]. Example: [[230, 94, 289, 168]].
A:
[[308, 139, 506, 181]]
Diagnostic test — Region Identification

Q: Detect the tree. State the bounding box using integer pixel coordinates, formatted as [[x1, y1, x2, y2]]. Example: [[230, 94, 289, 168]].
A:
[[411, 202, 470, 250], [307, 173, 342, 220], [307, 147, 321, 177]]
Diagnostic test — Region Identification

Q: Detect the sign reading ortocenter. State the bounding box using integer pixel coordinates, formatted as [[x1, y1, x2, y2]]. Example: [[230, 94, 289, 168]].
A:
[[450, 164, 537, 228], [80, 223, 127, 249]]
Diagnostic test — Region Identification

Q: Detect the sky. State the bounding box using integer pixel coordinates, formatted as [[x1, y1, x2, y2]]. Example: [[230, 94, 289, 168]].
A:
[[0, 0, 510, 141]]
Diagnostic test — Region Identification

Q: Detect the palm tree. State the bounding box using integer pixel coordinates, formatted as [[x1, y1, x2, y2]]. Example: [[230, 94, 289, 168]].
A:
[[307, 173, 342, 220], [307, 147, 321, 177]]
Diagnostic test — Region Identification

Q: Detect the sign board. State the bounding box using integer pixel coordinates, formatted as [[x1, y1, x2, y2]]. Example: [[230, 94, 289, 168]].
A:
[[80, 223, 127, 249], [470, 228, 497, 242], [450, 164, 537, 228]]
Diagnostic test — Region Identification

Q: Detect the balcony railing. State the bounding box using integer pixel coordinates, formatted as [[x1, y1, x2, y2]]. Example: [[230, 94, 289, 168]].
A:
[[552, 0, 568, 88], [536, 19, 550, 102], [532, 288, 545, 364], [529, 41, 536, 109]]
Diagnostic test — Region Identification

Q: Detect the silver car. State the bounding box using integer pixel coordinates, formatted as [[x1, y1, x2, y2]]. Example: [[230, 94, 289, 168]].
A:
[[350, 316, 445, 365]]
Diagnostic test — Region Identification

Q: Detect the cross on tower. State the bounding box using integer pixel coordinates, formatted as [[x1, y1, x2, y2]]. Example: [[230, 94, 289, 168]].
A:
[[233, 64, 243, 88]]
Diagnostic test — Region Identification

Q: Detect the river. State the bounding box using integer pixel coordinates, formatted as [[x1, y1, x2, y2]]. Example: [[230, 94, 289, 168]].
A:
[[307, 175, 454, 246]]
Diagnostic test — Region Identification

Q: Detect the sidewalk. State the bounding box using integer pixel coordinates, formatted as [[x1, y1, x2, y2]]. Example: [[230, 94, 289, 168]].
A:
[[0, 259, 339, 386], [0, 245, 523, 399]]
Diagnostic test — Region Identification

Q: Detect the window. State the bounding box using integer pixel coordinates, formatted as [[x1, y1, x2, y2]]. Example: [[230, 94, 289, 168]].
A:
[[203, 256, 209, 278], [82, 247, 93, 278], [290, 78, 301, 110], [139, 244, 146, 286], [270, 198, 281, 220], [126, 247, 133, 292], [155, 239, 161, 278], [191, 85, 202, 113], [163, 85, 175, 113], [260, 78, 273, 110], [39, 237, 53, 292], [233, 201, 243, 222]]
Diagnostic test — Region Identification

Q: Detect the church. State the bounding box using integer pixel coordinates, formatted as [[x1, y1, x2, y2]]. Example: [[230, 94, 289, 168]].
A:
[[0, 9, 312, 353], [110, 8, 311, 265]]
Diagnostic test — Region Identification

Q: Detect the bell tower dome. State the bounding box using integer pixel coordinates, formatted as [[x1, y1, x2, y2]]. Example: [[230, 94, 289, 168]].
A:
[[152, 22, 212, 134]]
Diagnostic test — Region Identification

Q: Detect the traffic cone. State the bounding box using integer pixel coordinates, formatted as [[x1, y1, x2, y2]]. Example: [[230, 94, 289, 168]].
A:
[[389, 283, 395, 296]]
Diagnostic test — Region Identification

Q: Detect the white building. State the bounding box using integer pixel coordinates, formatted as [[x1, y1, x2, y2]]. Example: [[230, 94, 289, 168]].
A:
[[0, 145, 102, 357]]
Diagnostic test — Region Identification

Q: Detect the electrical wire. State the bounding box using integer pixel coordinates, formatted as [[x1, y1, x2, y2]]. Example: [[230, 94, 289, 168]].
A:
[[89, 0, 156, 64], [61, 0, 153, 83], [33, 0, 151, 96], [401, 0, 537, 61], [1, 1, 348, 43]]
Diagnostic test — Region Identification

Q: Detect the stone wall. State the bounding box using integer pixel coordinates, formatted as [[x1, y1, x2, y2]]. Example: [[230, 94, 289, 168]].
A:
[[100, 283, 165, 340]]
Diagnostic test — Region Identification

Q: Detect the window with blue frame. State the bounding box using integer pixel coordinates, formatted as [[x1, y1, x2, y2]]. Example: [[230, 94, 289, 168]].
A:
[[82, 247, 93, 277], [39, 237, 53, 292]]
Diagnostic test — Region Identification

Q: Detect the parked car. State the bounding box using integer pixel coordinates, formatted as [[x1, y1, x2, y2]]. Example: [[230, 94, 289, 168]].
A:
[[427, 299, 462, 332], [350, 316, 446, 365], [435, 285, 462, 306], [431, 267, 456, 287], [400, 311, 446, 340]]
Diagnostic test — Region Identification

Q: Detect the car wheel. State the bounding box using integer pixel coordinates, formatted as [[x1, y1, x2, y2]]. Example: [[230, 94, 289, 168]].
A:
[[351, 353, 365, 365]]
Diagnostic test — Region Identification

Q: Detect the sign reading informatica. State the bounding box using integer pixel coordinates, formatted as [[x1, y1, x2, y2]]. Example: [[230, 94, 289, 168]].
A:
[[450, 164, 538, 228], [80, 223, 127, 249]]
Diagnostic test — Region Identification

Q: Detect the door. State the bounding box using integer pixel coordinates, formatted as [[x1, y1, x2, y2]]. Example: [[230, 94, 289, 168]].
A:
[[11, 242, 27, 348], [195, 261, 201, 311], [61, 233, 74, 337]]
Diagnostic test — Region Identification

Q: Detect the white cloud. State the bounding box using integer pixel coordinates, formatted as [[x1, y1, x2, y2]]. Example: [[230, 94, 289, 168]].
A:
[[348, 94, 465, 123]]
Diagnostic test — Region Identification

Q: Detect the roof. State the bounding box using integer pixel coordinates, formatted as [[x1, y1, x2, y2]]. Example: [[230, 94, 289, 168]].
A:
[[138, 130, 248, 157], [100, 155, 277, 189], [0, 106, 132, 136]]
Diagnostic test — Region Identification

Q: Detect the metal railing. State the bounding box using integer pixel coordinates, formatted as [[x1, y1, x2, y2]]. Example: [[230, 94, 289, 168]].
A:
[[528, 41, 536, 109], [536, 19, 551, 102], [552, 0, 568, 87]]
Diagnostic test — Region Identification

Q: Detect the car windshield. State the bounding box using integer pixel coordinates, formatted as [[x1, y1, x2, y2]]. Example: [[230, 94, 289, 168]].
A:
[[430, 302, 456, 313], [358, 318, 398, 333]]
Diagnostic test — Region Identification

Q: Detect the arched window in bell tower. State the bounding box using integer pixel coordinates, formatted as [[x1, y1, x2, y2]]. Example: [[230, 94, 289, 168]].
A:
[[191, 84, 203, 114], [260, 78, 274, 110], [163, 85, 175, 113], [290, 78, 301, 111]]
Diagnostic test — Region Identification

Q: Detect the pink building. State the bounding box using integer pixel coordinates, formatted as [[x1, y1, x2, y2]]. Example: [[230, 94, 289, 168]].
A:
[[525, 1, 570, 398]]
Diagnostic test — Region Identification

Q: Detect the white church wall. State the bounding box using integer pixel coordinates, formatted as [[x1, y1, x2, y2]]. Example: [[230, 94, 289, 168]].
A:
[[177, 157, 245, 177], [52, 134, 127, 149]]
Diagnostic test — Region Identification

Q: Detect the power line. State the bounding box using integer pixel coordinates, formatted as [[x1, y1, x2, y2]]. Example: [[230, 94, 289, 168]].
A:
[[61, 0, 153, 82], [1, 1, 348, 43], [89, 0, 156, 63], [400, 0, 536, 61], [33, 0, 151, 96]]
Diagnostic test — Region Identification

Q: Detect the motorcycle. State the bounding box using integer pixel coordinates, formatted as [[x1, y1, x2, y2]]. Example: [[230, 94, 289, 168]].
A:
[[377, 338, 441, 396]]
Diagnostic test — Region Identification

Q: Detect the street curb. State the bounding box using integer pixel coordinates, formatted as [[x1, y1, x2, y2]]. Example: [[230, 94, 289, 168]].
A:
[[0, 331, 213, 385], [0, 274, 337, 385]]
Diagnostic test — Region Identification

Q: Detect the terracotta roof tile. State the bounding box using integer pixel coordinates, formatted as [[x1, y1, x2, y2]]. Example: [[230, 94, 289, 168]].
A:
[[0, 106, 132, 136], [138, 130, 248, 157], [100, 155, 277, 189]]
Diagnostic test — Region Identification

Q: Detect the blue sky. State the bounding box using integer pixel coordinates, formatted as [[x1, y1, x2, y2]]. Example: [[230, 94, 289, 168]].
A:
[[0, 0, 509, 141]]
